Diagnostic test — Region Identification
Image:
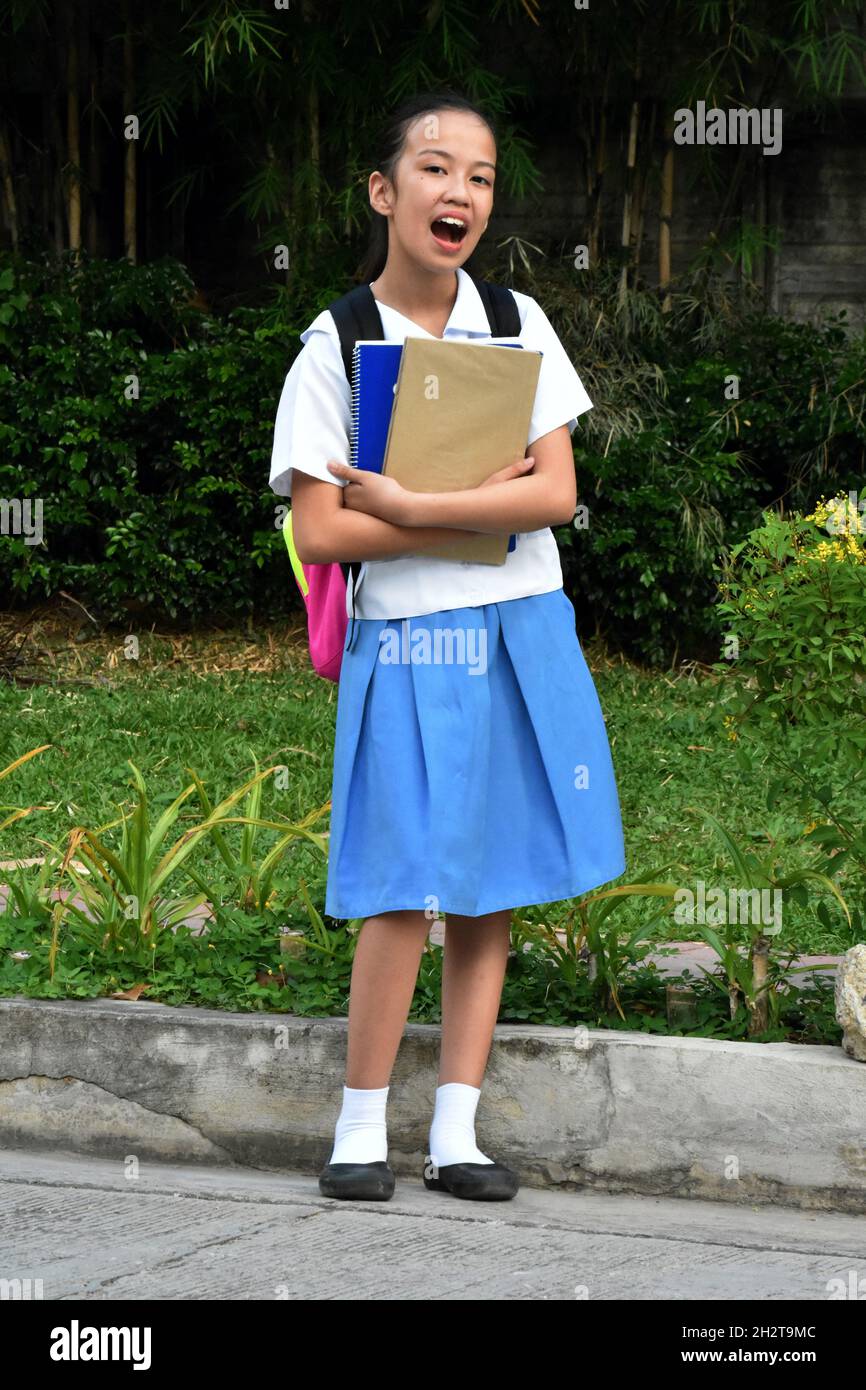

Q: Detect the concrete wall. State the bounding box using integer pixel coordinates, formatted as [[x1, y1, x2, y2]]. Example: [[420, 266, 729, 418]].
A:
[[491, 112, 866, 333]]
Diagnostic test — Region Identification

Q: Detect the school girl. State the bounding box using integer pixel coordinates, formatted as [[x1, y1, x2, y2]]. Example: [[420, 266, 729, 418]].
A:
[[269, 90, 626, 1204]]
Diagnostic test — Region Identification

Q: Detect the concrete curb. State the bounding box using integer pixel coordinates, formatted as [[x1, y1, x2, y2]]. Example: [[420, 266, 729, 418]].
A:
[[1, 996, 864, 1214]]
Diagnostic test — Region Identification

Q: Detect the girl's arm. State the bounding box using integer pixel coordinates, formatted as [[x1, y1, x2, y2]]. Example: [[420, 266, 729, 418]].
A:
[[290, 470, 494, 565], [327, 425, 577, 534]]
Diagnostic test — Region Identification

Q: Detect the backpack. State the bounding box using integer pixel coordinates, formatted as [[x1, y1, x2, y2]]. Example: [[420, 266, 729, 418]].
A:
[[284, 273, 521, 682]]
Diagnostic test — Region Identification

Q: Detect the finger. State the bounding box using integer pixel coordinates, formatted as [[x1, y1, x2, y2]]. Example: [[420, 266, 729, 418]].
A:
[[503, 457, 534, 474], [504, 457, 534, 476]]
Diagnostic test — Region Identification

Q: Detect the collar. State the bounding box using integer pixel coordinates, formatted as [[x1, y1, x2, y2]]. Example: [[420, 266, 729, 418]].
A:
[[443, 267, 494, 335], [372, 267, 493, 337]]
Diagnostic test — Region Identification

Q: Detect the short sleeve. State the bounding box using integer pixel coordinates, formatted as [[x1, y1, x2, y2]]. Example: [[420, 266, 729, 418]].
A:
[[520, 296, 594, 446], [268, 322, 352, 498]]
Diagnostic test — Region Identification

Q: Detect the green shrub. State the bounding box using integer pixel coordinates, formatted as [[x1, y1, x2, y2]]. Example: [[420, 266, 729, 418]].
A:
[[0, 251, 293, 624], [542, 261, 866, 664], [713, 497, 866, 747], [3, 249, 865, 659]]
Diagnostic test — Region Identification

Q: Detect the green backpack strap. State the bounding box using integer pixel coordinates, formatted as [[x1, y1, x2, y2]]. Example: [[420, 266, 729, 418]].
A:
[[282, 511, 309, 597]]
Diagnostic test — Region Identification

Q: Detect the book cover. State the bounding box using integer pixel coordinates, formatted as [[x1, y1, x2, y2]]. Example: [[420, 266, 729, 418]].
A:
[[380, 338, 542, 564]]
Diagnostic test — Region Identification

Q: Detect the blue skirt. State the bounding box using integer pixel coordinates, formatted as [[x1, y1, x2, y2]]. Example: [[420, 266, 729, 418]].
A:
[[324, 586, 626, 920]]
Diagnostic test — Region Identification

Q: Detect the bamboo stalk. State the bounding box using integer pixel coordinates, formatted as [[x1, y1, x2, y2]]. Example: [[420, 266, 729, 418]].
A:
[[44, 41, 66, 253], [302, 0, 320, 245], [0, 122, 19, 250], [123, 0, 136, 263], [756, 151, 768, 305], [589, 101, 607, 268], [618, 55, 641, 308], [659, 110, 675, 313], [85, 3, 101, 257], [582, 56, 610, 270], [308, 80, 320, 242], [632, 98, 657, 286], [66, 6, 81, 251], [291, 101, 303, 274]]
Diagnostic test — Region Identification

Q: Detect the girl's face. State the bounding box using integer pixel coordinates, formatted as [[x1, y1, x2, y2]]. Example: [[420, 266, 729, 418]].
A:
[[370, 109, 496, 271]]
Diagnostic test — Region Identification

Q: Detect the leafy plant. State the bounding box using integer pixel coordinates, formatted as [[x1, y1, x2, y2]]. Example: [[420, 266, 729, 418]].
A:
[[0, 252, 292, 625], [289, 876, 364, 962], [45, 760, 292, 960], [513, 869, 681, 1019], [0, 744, 53, 833], [756, 750, 866, 939], [713, 498, 866, 756], [1, 851, 63, 932], [682, 806, 851, 1037], [184, 754, 330, 913]]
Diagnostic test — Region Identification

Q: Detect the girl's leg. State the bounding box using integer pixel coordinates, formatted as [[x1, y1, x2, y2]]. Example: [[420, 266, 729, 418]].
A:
[[326, 910, 432, 1167], [426, 907, 513, 1170], [345, 909, 433, 1088], [438, 907, 513, 1086]]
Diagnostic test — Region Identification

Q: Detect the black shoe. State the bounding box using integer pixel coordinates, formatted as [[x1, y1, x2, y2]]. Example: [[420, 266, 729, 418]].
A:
[[423, 1154, 519, 1201], [318, 1160, 395, 1201]]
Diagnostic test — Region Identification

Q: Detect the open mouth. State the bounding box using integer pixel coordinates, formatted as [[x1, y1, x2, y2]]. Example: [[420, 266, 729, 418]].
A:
[[430, 217, 468, 247]]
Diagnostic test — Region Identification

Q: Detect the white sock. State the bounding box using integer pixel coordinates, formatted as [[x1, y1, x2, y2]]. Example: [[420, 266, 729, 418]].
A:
[[328, 1085, 390, 1164], [428, 1082, 494, 1167]]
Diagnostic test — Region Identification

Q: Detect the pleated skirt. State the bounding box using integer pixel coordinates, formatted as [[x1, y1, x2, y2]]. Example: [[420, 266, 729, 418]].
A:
[[324, 586, 627, 921]]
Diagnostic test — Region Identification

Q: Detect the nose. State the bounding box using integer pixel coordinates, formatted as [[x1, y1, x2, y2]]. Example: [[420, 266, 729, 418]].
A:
[[444, 174, 473, 203]]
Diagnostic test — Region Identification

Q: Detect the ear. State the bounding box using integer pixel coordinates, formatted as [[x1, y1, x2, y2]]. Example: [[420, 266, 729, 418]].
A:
[[369, 171, 393, 218]]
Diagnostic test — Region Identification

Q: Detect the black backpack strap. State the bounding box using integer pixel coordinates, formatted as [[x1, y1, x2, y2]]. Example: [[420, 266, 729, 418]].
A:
[[329, 284, 386, 382], [326, 284, 386, 626], [468, 274, 522, 338]]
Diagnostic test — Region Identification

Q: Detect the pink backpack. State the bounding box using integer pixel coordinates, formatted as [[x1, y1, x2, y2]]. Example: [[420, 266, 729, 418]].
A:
[[282, 511, 360, 683]]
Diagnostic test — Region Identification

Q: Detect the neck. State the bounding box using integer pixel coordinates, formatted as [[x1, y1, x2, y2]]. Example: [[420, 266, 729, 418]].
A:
[[370, 251, 460, 318]]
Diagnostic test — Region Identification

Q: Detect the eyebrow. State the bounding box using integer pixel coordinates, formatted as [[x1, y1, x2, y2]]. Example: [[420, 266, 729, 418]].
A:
[[415, 148, 496, 171]]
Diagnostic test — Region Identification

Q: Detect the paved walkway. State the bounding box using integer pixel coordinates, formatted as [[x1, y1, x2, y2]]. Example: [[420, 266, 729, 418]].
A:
[[1, 1149, 863, 1300]]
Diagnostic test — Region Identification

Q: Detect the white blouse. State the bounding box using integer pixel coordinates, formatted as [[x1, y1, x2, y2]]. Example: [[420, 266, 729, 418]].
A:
[[269, 266, 593, 620]]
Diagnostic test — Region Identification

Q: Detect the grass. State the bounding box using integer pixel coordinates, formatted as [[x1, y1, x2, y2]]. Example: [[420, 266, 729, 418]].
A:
[[0, 605, 862, 961]]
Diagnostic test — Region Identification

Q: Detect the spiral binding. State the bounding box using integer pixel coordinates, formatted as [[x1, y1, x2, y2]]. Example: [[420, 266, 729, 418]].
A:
[[350, 342, 362, 468], [346, 341, 364, 622]]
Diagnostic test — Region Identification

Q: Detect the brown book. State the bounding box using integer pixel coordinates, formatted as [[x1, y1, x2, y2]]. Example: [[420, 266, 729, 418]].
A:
[[381, 337, 542, 564]]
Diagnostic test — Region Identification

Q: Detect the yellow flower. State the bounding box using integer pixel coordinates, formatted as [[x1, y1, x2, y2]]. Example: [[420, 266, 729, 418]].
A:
[[822, 493, 866, 538]]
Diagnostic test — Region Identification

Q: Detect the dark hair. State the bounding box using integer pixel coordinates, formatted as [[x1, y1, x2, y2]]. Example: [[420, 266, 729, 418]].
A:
[[355, 89, 499, 283]]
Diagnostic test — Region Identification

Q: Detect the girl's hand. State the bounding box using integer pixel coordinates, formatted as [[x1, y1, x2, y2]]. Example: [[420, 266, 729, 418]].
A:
[[326, 461, 412, 525], [477, 456, 535, 488]]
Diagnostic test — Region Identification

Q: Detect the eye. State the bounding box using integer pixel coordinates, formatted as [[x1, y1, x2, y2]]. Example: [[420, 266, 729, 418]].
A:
[[423, 164, 492, 185]]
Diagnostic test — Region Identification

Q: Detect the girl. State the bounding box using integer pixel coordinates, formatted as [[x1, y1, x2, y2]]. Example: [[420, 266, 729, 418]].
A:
[[269, 89, 626, 1204]]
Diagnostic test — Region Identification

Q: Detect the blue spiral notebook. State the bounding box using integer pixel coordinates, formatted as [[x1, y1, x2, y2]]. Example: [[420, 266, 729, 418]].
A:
[[349, 340, 523, 553]]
